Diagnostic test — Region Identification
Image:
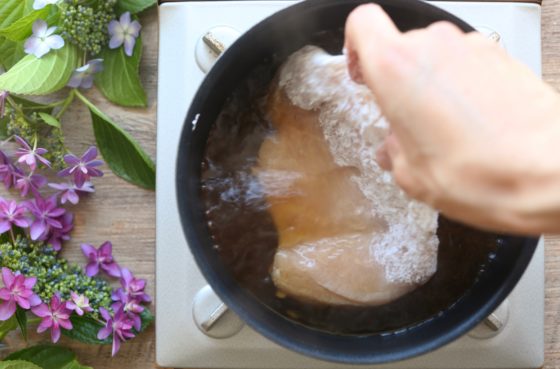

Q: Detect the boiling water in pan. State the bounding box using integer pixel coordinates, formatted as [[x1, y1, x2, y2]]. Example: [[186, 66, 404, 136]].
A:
[[200, 46, 499, 334]]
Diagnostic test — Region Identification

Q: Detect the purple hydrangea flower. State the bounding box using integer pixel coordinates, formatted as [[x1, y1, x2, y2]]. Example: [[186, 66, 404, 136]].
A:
[[0, 267, 41, 321], [81, 241, 121, 278], [24, 20, 64, 59], [14, 172, 48, 197], [33, 0, 59, 10], [41, 211, 73, 251], [48, 181, 94, 205], [108, 12, 141, 57], [112, 268, 150, 303], [58, 146, 103, 188], [0, 91, 8, 118], [26, 195, 65, 240], [66, 292, 92, 316], [111, 290, 144, 331], [14, 135, 51, 171], [0, 198, 30, 233], [67, 59, 103, 89], [0, 151, 22, 189], [32, 294, 72, 343], [97, 307, 135, 356]]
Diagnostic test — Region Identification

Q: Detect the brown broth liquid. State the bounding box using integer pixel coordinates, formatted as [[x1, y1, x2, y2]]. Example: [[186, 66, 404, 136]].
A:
[[200, 64, 499, 335]]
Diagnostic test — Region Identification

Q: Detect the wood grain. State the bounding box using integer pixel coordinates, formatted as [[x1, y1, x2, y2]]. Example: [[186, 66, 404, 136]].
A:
[[1, 1, 559, 368]]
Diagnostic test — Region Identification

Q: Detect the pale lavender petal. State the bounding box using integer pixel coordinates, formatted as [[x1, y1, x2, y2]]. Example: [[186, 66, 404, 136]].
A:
[[99, 241, 112, 256], [123, 36, 135, 57], [85, 262, 99, 277], [58, 318, 72, 330], [129, 21, 142, 37], [0, 289, 11, 301], [30, 221, 46, 240], [98, 326, 112, 340], [23, 276, 37, 289], [28, 40, 51, 58], [66, 190, 79, 205], [0, 221, 11, 234], [48, 183, 69, 191], [13, 218, 30, 228], [75, 64, 89, 73], [15, 295, 30, 309], [81, 75, 94, 89], [63, 154, 80, 166], [57, 167, 73, 177], [111, 336, 121, 357], [120, 12, 132, 27], [32, 20, 48, 36], [37, 318, 52, 333], [88, 59, 104, 73], [108, 20, 121, 36], [81, 243, 97, 259], [1, 268, 14, 287], [74, 171, 86, 188], [87, 160, 104, 167], [14, 136, 31, 150], [33, 0, 48, 10], [102, 262, 121, 278], [88, 168, 104, 177], [77, 182, 95, 192], [29, 294, 41, 307], [109, 35, 124, 49], [0, 299, 16, 320], [100, 308, 112, 322], [24, 37, 41, 56], [83, 147, 98, 162], [67, 72, 84, 88], [45, 26, 57, 37], [51, 324, 61, 343], [45, 35, 64, 50], [31, 303, 50, 317]]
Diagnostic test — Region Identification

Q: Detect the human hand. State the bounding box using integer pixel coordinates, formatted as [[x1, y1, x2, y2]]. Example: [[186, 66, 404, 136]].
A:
[[344, 4, 560, 234]]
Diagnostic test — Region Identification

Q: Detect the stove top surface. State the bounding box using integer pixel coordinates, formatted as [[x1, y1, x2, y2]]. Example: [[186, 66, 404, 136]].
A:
[[156, 1, 544, 368]]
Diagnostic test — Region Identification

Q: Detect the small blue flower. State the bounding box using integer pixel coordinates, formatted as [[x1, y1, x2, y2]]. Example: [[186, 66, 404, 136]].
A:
[[24, 20, 64, 58], [108, 12, 141, 57], [33, 0, 59, 10], [67, 59, 104, 89]]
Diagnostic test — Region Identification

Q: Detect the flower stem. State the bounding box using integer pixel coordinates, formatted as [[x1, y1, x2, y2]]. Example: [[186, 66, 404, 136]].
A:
[[55, 90, 75, 120], [8, 229, 15, 246]]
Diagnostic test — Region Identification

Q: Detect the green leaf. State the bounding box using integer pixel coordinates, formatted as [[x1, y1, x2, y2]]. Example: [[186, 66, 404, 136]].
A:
[[0, 38, 25, 70], [5, 346, 75, 369], [38, 112, 60, 128], [0, 360, 42, 369], [116, 0, 156, 14], [59, 362, 92, 369], [0, 43, 79, 95], [62, 315, 110, 345], [0, 0, 27, 29], [95, 35, 147, 107], [0, 316, 18, 341], [0, 6, 51, 42], [75, 91, 155, 189], [14, 307, 27, 341], [136, 308, 154, 333]]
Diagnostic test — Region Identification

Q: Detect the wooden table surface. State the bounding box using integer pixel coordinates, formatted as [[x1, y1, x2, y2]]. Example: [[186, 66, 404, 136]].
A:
[[26, 1, 559, 368]]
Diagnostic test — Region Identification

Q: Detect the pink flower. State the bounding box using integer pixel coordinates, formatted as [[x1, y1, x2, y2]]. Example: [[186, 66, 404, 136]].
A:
[[65, 292, 92, 316], [48, 181, 94, 205], [0, 198, 30, 233], [97, 307, 135, 356], [26, 195, 65, 240], [112, 268, 150, 303], [81, 241, 120, 278], [111, 290, 144, 331], [0, 267, 41, 320], [57, 146, 103, 188], [14, 172, 47, 197], [0, 150, 22, 189], [14, 135, 51, 171], [31, 294, 72, 343], [42, 211, 73, 251]]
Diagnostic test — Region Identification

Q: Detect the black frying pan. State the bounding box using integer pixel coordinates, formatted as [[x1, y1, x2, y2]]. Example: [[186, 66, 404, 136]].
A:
[[176, 0, 538, 364]]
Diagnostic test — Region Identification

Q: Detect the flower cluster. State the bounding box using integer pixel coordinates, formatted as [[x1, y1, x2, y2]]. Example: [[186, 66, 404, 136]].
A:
[[0, 137, 101, 248]]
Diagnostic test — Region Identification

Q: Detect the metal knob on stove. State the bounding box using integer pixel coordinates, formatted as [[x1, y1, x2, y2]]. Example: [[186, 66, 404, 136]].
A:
[[192, 285, 245, 338], [468, 299, 509, 339], [195, 26, 241, 73]]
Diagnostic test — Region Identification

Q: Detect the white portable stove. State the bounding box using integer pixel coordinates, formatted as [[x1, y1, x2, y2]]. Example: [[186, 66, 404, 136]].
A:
[[156, 1, 544, 368]]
